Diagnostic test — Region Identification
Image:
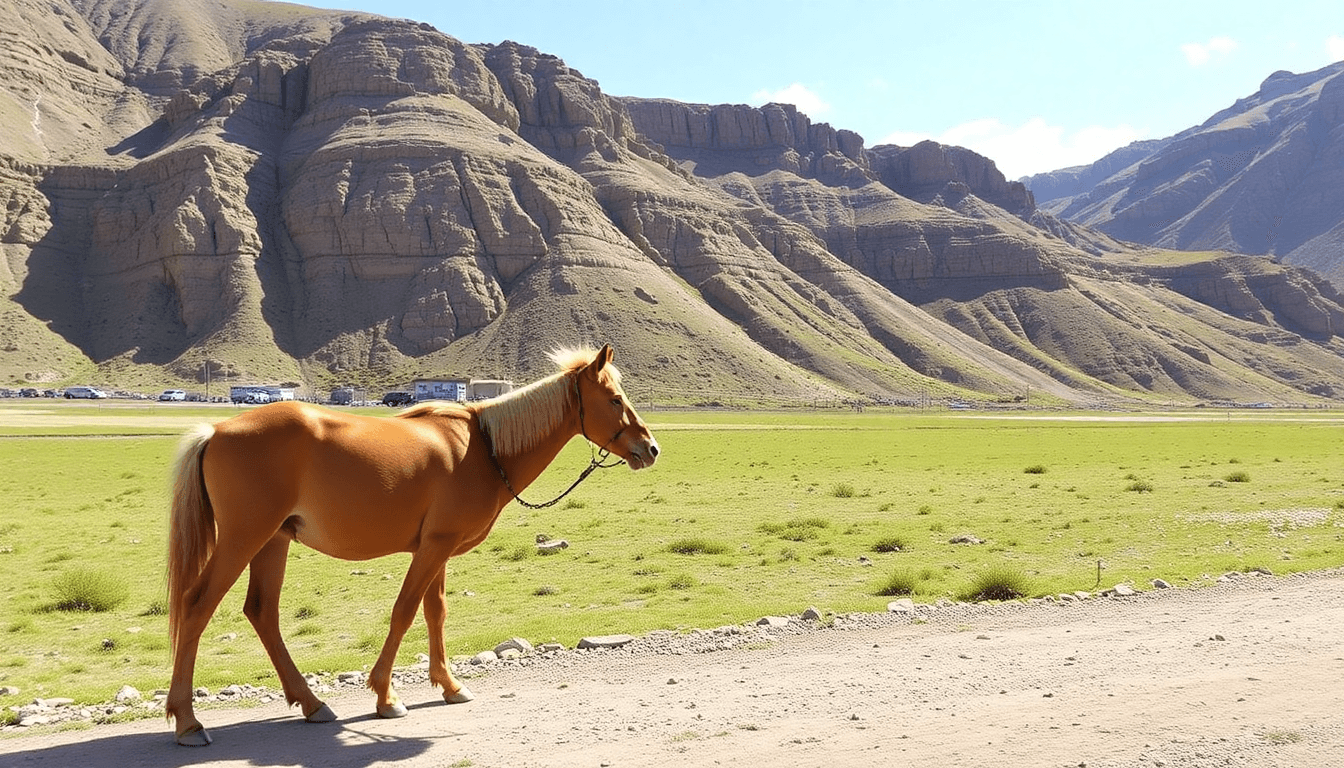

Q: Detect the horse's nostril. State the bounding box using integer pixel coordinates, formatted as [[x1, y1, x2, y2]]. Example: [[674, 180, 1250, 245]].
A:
[[649, 443, 660, 458]]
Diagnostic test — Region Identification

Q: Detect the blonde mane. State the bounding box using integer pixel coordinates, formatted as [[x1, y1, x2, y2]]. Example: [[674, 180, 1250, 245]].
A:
[[471, 347, 618, 457]]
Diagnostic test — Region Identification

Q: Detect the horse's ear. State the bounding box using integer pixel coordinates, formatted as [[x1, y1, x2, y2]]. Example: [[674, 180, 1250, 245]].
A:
[[591, 344, 614, 372]]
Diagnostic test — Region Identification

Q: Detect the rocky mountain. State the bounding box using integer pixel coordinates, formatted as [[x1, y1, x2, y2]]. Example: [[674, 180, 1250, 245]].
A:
[[4, 0, 1344, 405], [1026, 62, 1344, 288]]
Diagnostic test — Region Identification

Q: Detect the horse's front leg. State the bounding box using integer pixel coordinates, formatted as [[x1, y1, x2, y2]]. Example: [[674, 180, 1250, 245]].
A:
[[368, 537, 459, 718], [422, 567, 475, 704]]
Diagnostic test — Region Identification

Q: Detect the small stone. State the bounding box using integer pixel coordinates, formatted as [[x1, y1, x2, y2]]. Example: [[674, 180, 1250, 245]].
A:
[[887, 598, 915, 614], [101, 638, 115, 650], [494, 637, 534, 656], [114, 685, 141, 704], [801, 606, 823, 621], [536, 539, 569, 553], [336, 671, 364, 684], [577, 634, 635, 650], [471, 650, 498, 665], [538, 643, 565, 653], [217, 632, 238, 642], [194, 687, 210, 698], [1151, 579, 1171, 589], [0, 686, 20, 697], [755, 616, 790, 628], [949, 534, 984, 545]]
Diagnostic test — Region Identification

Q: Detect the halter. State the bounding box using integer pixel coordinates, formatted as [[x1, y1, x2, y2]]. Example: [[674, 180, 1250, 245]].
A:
[[483, 372, 627, 509]]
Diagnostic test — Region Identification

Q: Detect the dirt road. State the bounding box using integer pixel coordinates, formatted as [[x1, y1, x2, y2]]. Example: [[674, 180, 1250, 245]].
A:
[[3, 570, 1341, 767]]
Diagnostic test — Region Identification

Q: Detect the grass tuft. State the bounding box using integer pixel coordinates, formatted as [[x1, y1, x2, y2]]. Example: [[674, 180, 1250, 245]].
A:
[[874, 569, 918, 597], [871, 535, 909, 553], [50, 568, 130, 612], [958, 565, 1032, 602], [666, 538, 731, 556]]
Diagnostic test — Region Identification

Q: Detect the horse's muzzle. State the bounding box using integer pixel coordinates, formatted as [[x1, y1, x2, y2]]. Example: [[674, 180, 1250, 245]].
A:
[[628, 438, 660, 470]]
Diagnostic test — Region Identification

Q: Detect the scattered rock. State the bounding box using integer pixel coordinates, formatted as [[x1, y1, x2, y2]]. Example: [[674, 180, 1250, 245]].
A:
[[536, 539, 569, 554], [887, 598, 915, 614], [949, 534, 984, 545], [114, 685, 141, 704], [801, 606, 823, 621], [577, 634, 635, 650], [1152, 579, 1171, 589], [755, 616, 790, 628], [494, 637, 535, 656]]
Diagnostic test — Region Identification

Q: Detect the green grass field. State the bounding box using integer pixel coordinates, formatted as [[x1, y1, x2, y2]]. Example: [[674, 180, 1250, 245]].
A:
[[2, 403, 1343, 707]]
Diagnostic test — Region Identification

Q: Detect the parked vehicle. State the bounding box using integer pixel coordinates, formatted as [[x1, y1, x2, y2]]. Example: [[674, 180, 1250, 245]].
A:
[[64, 386, 108, 399], [159, 389, 187, 401], [381, 391, 416, 407], [19, 388, 38, 397]]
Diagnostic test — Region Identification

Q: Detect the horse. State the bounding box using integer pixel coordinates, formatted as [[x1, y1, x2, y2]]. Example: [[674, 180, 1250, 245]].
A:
[[164, 344, 659, 746]]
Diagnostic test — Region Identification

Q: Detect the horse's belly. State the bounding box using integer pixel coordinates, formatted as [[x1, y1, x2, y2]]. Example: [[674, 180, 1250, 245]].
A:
[[290, 513, 409, 560]]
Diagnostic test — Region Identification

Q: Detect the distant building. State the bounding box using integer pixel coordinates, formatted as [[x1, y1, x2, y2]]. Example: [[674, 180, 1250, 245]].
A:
[[413, 378, 469, 402], [468, 379, 514, 400]]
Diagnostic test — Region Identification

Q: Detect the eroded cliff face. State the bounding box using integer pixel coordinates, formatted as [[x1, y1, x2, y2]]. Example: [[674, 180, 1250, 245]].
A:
[[5, 0, 1344, 404]]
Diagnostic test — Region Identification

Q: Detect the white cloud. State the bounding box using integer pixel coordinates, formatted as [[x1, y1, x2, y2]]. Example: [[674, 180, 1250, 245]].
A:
[[876, 118, 1148, 178], [750, 83, 831, 116], [1180, 36, 1238, 66], [1328, 34, 1344, 62]]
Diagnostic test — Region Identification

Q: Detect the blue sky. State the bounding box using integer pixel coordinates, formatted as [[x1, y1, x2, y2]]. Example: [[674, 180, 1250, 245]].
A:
[[318, 0, 1344, 178]]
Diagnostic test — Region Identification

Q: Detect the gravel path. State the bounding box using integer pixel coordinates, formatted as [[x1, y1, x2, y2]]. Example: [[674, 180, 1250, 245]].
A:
[[3, 569, 1342, 767]]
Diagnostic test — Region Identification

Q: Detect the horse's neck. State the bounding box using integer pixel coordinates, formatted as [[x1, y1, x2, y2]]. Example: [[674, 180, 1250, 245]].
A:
[[476, 381, 580, 494]]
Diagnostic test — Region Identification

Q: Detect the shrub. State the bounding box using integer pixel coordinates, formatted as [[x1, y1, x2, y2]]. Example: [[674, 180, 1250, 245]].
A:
[[871, 535, 909, 553], [958, 565, 1032, 602], [831, 482, 857, 498], [1125, 479, 1154, 493], [874, 569, 918, 597], [532, 585, 559, 596], [51, 568, 130, 612], [1224, 471, 1251, 483], [666, 538, 731, 556], [1023, 464, 1047, 474]]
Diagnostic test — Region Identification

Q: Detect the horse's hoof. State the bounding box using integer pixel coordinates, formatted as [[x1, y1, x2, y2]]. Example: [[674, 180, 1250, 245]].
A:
[[444, 687, 475, 704], [175, 724, 213, 747], [376, 701, 408, 719], [305, 703, 337, 723]]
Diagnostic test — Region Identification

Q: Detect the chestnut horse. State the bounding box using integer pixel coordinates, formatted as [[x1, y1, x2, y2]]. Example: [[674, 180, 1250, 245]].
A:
[[164, 345, 658, 746]]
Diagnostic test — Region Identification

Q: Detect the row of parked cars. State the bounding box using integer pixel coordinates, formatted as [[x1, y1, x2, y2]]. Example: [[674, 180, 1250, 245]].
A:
[[0, 387, 194, 400]]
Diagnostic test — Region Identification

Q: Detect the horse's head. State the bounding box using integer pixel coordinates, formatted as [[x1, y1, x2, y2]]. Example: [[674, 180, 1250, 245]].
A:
[[576, 345, 659, 470]]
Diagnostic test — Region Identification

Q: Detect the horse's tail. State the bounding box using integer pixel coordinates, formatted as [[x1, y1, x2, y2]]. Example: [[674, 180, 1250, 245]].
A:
[[167, 423, 216, 654]]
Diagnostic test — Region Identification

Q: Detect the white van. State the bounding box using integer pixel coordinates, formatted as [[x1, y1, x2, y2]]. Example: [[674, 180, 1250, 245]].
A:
[[64, 386, 107, 399], [159, 389, 187, 401]]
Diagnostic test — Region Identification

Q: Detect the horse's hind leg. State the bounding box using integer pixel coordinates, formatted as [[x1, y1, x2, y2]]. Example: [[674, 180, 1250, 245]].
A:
[[422, 567, 474, 704], [243, 532, 335, 723], [166, 532, 272, 746]]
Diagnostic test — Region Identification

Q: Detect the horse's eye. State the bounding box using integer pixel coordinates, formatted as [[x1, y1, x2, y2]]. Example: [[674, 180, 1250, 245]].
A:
[[611, 398, 622, 407]]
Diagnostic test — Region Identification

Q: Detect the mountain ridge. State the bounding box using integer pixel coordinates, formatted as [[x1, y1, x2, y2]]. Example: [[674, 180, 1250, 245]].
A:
[[4, 0, 1344, 405]]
